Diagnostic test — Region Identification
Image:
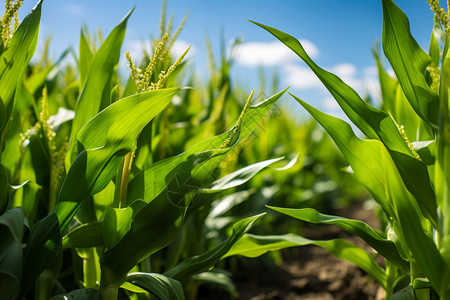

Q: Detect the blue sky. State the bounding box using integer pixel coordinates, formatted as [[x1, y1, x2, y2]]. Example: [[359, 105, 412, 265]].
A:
[[17, 0, 438, 119]]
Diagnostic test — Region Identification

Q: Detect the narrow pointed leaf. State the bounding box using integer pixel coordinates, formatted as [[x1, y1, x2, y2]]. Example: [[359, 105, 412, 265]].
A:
[[66, 8, 134, 166]]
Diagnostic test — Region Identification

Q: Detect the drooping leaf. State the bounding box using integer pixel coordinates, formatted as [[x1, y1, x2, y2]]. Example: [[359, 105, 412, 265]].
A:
[[253, 22, 437, 228], [224, 233, 387, 288], [126, 272, 185, 300], [57, 88, 180, 232], [267, 206, 409, 272]]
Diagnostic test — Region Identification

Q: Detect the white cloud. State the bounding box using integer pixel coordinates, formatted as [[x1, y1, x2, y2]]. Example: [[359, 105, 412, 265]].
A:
[[233, 40, 318, 67]]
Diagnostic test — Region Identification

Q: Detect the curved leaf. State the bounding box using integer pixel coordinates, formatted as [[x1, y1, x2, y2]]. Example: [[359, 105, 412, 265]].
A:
[[126, 272, 185, 300], [253, 21, 437, 228], [268, 206, 409, 272], [224, 233, 387, 289]]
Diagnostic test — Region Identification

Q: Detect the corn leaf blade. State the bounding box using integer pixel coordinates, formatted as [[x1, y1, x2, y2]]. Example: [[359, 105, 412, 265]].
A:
[[268, 206, 409, 272], [224, 233, 387, 288], [381, 0, 439, 127], [0, 0, 41, 131], [126, 272, 185, 300]]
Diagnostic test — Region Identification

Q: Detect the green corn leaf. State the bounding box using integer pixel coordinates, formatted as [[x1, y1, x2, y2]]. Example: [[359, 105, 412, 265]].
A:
[[66, 8, 134, 167], [224, 233, 387, 289], [253, 22, 437, 228], [437, 32, 450, 296], [381, 0, 439, 128], [102, 207, 133, 250], [56, 88, 180, 232], [0, 208, 24, 300], [62, 221, 103, 248], [268, 206, 409, 272], [127, 88, 287, 205], [0, 0, 41, 132], [126, 272, 185, 300], [201, 156, 284, 192], [191, 271, 237, 297], [164, 213, 264, 280], [295, 96, 443, 292], [49, 288, 100, 300], [20, 210, 61, 298]]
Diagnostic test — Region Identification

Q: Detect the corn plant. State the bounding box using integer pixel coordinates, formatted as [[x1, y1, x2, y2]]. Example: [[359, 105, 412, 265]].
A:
[[0, 1, 293, 299], [223, 0, 450, 299]]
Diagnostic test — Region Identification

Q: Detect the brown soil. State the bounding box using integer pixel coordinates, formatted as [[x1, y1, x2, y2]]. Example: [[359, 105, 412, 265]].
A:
[[201, 201, 386, 300]]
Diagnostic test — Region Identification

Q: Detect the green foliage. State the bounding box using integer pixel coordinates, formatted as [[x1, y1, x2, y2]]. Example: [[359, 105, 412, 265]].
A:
[[246, 0, 450, 299], [0, 1, 305, 298]]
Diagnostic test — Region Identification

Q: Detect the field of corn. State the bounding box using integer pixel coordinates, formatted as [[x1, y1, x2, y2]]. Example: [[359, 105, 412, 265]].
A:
[[2, 0, 450, 299]]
